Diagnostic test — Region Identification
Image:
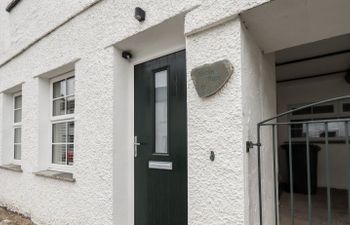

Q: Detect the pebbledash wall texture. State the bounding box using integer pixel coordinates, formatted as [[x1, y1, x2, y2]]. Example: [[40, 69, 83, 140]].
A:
[[0, 0, 274, 225]]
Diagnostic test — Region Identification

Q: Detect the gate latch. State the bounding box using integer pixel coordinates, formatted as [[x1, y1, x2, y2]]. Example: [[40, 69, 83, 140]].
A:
[[246, 141, 261, 153]]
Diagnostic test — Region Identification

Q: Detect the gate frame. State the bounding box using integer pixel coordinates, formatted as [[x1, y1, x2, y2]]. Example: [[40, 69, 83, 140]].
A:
[[247, 95, 350, 225]]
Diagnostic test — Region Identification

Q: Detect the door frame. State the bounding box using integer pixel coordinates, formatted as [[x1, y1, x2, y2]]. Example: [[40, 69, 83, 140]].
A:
[[113, 46, 186, 225]]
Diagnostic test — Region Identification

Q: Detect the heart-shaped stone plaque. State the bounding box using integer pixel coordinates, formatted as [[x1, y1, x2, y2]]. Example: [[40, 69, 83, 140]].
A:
[[191, 59, 234, 97]]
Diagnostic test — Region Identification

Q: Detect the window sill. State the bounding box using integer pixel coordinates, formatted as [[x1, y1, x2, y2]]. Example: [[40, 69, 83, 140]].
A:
[[0, 164, 23, 173], [33, 170, 75, 183]]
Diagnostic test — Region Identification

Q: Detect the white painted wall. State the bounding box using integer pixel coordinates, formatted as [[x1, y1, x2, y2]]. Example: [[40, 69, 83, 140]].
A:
[[187, 19, 247, 225], [241, 25, 276, 225], [0, 0, 274, 224], [0, 0, 100, 58], [277, 74, 350, 189]]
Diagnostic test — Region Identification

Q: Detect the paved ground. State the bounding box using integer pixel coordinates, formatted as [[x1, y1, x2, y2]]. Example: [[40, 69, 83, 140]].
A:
[[280, 188, 348, 225], [0, 207, 34, 225]]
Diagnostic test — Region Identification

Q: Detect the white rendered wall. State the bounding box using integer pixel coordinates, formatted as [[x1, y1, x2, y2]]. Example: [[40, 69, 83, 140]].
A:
[[241, 25, 276, 225], [277, 74, 350, 189], [0, 1, 200, 224], [0, 0, 100, 58], [187, 19, 246, 225], [0, 0, 272, 224]]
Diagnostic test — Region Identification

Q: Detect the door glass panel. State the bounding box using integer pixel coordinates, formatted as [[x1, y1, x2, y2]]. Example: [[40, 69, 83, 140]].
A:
[[155, 70, 168, 154]]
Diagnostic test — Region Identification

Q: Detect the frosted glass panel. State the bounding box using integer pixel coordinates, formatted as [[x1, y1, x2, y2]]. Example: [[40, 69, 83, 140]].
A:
[[155, 70, 168, 154]]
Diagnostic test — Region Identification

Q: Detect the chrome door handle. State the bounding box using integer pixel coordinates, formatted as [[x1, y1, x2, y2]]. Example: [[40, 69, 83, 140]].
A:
[[134, 136, 142, 158]]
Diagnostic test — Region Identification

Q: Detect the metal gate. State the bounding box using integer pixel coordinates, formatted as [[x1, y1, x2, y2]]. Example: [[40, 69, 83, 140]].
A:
[[247, 95, 350, 225]]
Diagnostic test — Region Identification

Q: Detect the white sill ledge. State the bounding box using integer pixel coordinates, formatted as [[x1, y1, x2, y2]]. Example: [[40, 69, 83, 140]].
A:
[[0, 164, 23, 173], [34, 170, 75, 183]]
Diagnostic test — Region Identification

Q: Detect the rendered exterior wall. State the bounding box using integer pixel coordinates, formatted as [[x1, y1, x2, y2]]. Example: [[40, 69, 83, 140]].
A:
[[187, 19, 245, 225], [241, 25, 276, 225], [0, 0, 271, 224]]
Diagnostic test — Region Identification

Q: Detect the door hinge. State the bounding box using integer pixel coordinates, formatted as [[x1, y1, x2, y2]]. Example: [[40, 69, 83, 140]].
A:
[[246, 141, 261, 153]]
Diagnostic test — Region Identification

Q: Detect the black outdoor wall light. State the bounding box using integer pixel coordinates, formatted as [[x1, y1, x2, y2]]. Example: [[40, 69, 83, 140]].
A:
[[122, 51, 133, 60], [135, 7, 146, 22]]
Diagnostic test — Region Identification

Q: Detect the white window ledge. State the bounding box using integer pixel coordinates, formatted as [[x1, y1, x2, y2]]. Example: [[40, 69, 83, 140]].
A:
[[34, 170, 75, 183], [0, 164, 23, 173]]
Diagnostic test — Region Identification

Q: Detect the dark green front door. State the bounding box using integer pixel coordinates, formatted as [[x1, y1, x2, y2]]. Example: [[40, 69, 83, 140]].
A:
[[134, 50, 187, 225]]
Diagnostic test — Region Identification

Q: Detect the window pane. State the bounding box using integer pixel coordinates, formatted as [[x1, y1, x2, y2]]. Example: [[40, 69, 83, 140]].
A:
[[308, 123, 325, 138], [52, 144, 66, 164], [292, 107, 312, 115], [53, 98, 66, 116], [343, 103, 350, 112], [67, 144, 74, 165], [53, 80, 66, 98], [14, 95, 22, 109], [14, 128, 21, 143], [66, 96, 75, 114], [313, 105, 334, 114], [154, 70, 168, 154], [66, 77, 75, 96], [14, 109, 22, 123], [67, 122, 74, 143], [14, 144, 21, 160], [52, 123, 67, 143]]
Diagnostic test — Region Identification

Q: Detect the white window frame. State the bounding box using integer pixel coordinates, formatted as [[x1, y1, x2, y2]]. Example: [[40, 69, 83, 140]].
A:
[[49, 71, 75, 172], [12, 91, 22, 164]]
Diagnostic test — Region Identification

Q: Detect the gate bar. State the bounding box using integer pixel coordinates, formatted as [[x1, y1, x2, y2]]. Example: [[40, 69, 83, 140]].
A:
[[345, 121, 350, 224], [306, 124, 312, 225], [288, 125, 294, 225], [257, 125, 263, 225], [272, 125, 278, 225], [325, 123, 332, 225]]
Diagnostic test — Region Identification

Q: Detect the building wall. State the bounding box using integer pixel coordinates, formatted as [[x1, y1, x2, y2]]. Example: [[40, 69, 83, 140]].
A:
[[241, 25, 276, 225], [187, 19, 245, 225], [277, 74, 350, 189], [1, 1, 82, 58], [0, 0, 271, 224]]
